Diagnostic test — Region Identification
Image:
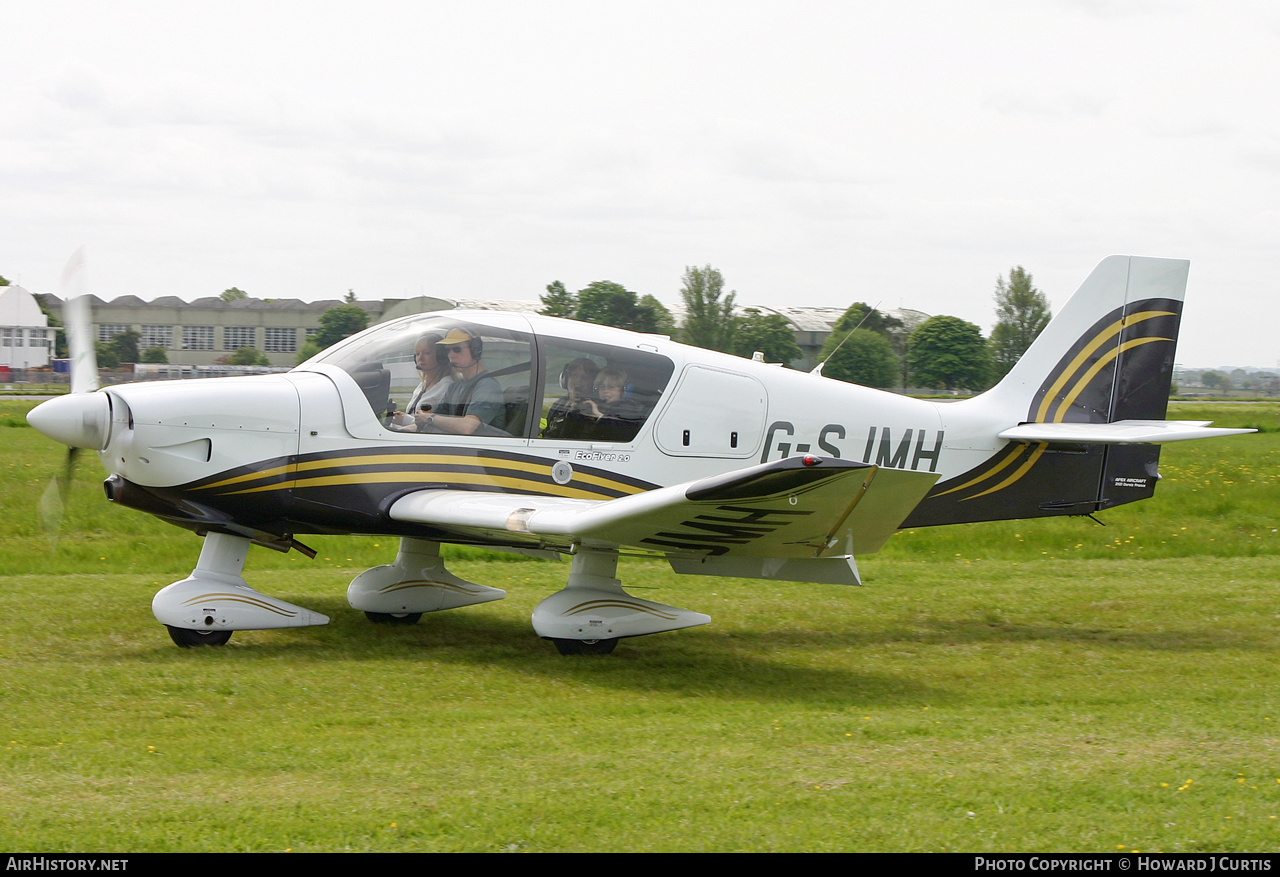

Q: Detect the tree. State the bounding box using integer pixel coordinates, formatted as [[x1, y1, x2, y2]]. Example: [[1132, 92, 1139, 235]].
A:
[[91, 330, 142, 368], [574, 281, 668, 333], [907, 316, 992, 391], [539, 281, 578, 318], [226, 347, 271, 366], [344, 289, 357, 303], [220, 287, 248, 302], [539, 280, 672, 334], [1201, 370, 1232, 393], [990, 266, 1051, 378], [732, 309, 802, 366], [295, 340, 322, 366], [34, 293, 67, 358], [0, 275, 9, 285], [141, 347, 169, 363], [679, 265, 737, 352], [831, 301, 903, 337], [819, 302, 906, 385], [315, 304, 370, 349], [94, 342, 119, 369], [109, 329, 140, 364], [820, 329, 898, 387], [575, 281, 634, 327], [639, 294, 677, 337]]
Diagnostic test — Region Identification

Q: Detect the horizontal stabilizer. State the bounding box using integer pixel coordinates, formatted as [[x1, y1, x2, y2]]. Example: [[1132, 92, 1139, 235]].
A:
[[998, 420, 1255, 445]]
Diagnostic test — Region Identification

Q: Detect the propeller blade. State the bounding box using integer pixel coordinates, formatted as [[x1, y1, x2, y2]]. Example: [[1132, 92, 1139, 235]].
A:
[[61, 247, 98, 395], [37, 449, 77, 552], [37, 247, 96, 551]]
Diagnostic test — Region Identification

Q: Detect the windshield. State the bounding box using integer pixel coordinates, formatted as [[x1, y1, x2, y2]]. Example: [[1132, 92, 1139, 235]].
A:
[[304, 312, 535, 438]]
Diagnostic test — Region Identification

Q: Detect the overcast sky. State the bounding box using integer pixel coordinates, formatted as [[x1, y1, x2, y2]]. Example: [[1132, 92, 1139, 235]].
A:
[[3, 0, 1278, 367]]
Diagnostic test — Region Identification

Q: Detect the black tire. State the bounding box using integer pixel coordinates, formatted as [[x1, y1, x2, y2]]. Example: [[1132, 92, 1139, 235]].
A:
[[166, 625, 232, 648], [364, 611, 423, 626], [552, 637, 618, 656]]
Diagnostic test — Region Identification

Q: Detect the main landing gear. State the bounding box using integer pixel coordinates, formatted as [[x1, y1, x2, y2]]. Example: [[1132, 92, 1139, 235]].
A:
[[152, 532, 330, 648], [532, 548, 710, 656], [155, 536, 710, 655], [347, 537, 506, 621], [349, 541, 710, 655]]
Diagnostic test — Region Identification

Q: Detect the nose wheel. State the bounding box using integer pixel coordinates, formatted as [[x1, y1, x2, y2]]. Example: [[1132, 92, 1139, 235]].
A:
[[551, 637, 618, 656], [166, 625, 233, 648], [364, 611, 423, 625]]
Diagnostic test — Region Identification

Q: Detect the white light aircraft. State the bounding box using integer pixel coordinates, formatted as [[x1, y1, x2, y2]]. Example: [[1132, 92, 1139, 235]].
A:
[[28, 254, 1252, 653]]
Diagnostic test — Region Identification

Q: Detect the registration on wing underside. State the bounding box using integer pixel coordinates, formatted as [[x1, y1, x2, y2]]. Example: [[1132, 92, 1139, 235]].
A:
[[389, 455, 940, 559]]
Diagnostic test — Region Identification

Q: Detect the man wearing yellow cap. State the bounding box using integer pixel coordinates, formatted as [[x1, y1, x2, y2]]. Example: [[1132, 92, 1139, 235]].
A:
[[418, 327, 506, 435]]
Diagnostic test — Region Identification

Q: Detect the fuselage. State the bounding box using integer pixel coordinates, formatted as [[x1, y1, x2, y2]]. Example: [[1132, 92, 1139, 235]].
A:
[[55, 310, 1010, 548]]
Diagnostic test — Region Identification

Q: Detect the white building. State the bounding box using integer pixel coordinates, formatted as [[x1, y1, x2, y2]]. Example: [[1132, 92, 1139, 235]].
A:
[[0, 284, 52, 369]]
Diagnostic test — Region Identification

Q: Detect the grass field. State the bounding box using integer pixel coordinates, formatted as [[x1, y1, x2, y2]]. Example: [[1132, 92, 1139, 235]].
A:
[[2, 400, 1278, 852]]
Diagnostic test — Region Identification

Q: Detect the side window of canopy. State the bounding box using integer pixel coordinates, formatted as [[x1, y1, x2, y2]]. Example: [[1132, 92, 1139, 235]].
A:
[[537, 338, 675, 444], [308, 314, 534, 439]]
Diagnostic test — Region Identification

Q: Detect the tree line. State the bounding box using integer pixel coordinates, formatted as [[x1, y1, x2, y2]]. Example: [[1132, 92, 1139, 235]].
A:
[[539, 264, 1052, 393], [16, 263, 1051, 389]]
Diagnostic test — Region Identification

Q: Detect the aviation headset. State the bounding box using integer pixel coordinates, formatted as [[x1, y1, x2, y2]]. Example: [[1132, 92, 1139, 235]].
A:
[[559, 357, 600, 390], [416, 333, 450, 370], [438, 327, 483, 360]]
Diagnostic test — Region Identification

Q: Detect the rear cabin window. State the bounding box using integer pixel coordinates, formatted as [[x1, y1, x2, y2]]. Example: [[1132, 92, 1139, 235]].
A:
[[536, 339, 674, 444]]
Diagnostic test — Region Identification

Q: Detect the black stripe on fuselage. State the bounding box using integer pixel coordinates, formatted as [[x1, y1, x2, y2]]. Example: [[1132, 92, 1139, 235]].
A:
[[182, 444, 657, 501]]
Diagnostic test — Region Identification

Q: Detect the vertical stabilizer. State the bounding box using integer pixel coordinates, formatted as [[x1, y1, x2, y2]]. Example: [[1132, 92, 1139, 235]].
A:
[[904, 256, 1189, 528], [984, 255, 1187, 425]]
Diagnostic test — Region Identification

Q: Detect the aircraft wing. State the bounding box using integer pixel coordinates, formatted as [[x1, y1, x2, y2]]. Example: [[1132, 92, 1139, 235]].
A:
[[389, 456, 939, 584], [998, 420, 1255, 444]]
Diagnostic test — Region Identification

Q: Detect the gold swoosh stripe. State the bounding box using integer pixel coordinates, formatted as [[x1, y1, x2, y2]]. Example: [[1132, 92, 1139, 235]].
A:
[[1033, 310, 1174, 423], [1050, 336, 1170, 423], [943, 311, 1173, 502], [563, 599, 680, 620], [179, 592, 298, 617], [197, 451, 645, 499], [377, 578, 489, 596], [286, 452, 631, 494], [965, 443, 1048, 500], [224, 469, 628, 500], [200, 463, 294, 492], [932, 444, 1028, 498]]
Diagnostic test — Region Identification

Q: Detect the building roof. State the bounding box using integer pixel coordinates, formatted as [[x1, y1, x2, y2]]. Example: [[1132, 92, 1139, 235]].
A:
[[33, 289, 928, 345], [39, 293, 384, 316], [0, 285, 49, 327]]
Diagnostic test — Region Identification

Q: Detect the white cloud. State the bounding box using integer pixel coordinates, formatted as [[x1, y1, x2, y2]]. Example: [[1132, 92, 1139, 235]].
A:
[[2, 1, 1279, 364]]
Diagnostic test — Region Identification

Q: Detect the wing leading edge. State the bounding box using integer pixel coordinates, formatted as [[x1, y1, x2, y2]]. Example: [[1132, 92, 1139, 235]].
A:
[[389, 456, 939, 585]]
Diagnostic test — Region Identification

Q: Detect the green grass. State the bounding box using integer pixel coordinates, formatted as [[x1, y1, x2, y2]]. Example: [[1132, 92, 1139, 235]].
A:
[[2, 401, 1279, 851]]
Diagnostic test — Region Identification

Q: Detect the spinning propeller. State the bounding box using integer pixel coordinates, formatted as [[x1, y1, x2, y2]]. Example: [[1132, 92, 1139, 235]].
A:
[[31, 248, 103, 549]]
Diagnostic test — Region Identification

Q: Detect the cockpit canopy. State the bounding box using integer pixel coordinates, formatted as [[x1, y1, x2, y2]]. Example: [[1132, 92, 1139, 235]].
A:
[[300, 311, 676, 443]]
